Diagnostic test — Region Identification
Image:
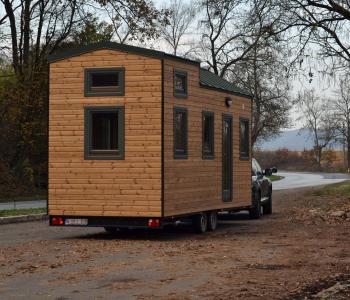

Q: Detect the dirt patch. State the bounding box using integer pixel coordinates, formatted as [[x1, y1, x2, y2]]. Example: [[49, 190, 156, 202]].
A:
[[285, 273, 350, 300], [0, 186, 350, 299]]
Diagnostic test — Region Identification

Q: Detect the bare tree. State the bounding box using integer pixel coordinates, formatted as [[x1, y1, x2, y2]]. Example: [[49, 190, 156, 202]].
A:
[[332, 76, 350, 171], [298, 89, 338, 168], [276, 1, 350, 70], [232, 44, 291, 145], [227, 0, 292, 145], [0, 0, 87, 77], [197, 0, 275, 77], [97, 0, 170, 44], [0, 0, 170, 77], [159, 0, 196, 55]]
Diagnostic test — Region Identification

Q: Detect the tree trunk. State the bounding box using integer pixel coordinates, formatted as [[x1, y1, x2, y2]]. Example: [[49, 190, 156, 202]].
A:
[[347, 138, 350, 172], [3, 0, 19, 74], [315, 146, 322, 169], [22, 0, 31, 71]]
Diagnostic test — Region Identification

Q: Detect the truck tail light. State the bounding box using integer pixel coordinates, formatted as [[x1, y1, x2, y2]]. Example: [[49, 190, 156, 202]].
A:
[[52, 217, 64, 225], [148, 218, 160, 228]]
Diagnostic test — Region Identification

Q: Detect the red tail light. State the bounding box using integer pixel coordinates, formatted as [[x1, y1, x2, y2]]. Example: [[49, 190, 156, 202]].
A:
[[52, 217, 64, 225], [148, 219, 160, 227]]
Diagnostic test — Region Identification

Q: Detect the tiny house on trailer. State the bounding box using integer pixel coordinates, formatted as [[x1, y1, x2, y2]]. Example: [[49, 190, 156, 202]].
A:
[[48, 42, 252, 233]]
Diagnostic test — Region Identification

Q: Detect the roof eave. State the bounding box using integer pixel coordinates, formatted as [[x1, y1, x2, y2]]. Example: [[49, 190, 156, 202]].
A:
[[199, 82, 253, 100], [47, 41, 200, 66]]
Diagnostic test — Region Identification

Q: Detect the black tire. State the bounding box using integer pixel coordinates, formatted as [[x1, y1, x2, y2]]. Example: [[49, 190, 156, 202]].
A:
[[263, 189, 272, 215], [192, 213, 208, 233], [249, 190, 262, 219], [207, 211, 218, 231]]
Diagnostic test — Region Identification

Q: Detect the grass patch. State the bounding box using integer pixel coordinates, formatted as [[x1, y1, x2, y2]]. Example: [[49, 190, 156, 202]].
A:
[[310, 180, 350, 197], [267, 175, 284, 182], [0, 207, 47, 217]]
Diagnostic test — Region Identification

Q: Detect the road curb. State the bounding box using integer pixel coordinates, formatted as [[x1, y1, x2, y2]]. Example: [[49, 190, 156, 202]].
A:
[[0, 214, 48, 225]]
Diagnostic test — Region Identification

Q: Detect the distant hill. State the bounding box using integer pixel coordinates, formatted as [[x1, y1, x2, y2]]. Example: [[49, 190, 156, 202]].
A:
[[258, 129, 342, 151]]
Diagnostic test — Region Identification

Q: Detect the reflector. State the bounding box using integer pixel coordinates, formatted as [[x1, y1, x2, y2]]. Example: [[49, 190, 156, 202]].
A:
[[148, 219, 160, 227], [52, 217, 64, 225]]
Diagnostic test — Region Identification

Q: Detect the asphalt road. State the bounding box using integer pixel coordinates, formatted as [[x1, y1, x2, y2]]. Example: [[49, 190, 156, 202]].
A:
[[273, 171, 350, 190], [0, 200, 46, 210]]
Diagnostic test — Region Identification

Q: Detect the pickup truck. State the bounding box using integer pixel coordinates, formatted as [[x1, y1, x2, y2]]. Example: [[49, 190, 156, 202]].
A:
[[250, 158, 277, 219]]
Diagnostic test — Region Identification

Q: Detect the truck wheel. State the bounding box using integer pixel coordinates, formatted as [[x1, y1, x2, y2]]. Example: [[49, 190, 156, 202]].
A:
[[192, 213, 208, 233], [249, 191, 261, 219], [207, 211, 218, 231], [263, 189, 272, 215]]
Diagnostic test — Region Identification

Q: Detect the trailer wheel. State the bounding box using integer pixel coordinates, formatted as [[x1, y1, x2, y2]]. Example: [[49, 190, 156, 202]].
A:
[[249, 190, 261, 219], [207, 211, 218, 231], [192, 213, 208, 233]]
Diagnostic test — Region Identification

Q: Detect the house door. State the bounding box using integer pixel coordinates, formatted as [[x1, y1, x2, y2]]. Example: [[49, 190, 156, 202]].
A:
[[222, 115, 232, 202]]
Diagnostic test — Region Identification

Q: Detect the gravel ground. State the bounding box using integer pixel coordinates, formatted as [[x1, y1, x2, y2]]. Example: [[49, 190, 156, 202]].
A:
[[0, 187, 350, 300]]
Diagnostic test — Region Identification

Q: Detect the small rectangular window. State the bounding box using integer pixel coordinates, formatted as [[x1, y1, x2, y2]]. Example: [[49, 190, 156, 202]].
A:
[[84, 106, 124, 160], [174, 107, 188, 159], [240, 118, 250, 159], [85, 68, 125, 96], [174, 69, 188, 98], [202, 111, 214, 159]]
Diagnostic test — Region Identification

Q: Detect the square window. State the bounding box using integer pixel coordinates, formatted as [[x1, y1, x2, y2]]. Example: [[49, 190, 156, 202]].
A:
[[85, 68, 125, 96], [84, 107, 124, 160], [240, 118, 250, 159], [174, 69, 188, 98], [202, 111, 214, 159], [174, 107, 188, 159]]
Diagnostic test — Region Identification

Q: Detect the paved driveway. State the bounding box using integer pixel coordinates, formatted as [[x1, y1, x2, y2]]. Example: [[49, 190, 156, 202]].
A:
[[273, 171, 350, 190]]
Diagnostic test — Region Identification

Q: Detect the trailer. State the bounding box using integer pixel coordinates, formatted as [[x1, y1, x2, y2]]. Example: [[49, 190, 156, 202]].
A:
[[48, 41, 253, 233]]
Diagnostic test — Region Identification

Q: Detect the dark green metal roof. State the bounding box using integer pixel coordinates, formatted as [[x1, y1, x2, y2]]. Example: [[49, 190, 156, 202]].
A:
[[48, 41, 200, 65], [199, 68, 252, 98], [48, 41, 251, 98]]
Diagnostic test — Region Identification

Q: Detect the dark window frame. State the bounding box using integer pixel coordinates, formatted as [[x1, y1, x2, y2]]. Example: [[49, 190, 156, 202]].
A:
[[173, 106, 188, 159], [202, 111, 215, 159], [84, 106, 125, 160], [84, 67, 125, 97], [173, 69, 188, 98], [239, 117, 250, 160]]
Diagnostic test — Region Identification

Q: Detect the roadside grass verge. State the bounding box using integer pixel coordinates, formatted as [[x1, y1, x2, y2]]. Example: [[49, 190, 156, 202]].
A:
[[310, 180, 350, 197], [296, 180, 350, 216], [267, 175, 284, 182], [0, 208, 47, 217]]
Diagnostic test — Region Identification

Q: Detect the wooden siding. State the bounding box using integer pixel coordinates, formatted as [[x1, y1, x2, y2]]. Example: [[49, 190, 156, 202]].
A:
[[163, 59, 252, 217], [49, 50, 162, 217]]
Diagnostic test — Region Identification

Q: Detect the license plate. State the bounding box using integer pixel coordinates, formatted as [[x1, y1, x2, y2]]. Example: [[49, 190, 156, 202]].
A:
[[65, 218, 88, 226]]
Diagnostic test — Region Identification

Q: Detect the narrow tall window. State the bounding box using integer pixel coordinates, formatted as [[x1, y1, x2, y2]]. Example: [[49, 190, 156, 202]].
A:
[[202, 111, 214, 159], [84, 107, 124, 160], [174, 69, 188, 98], [240, 118, 250, 159], [174, 107, 188, 159], [85, 68, 125, 96]]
